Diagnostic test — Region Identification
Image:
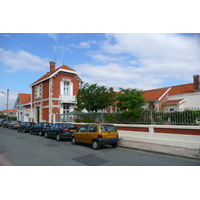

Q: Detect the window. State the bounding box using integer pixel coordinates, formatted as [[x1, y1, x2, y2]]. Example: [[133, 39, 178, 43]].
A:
[[35, 84, 41, 98], [64, 82, 69, 95], [89, 125, 97, 132], [101, 125, 117, 132], [63, 104, 69, 114], [169, 108, 175, 112], [79, 125, 89, 132]]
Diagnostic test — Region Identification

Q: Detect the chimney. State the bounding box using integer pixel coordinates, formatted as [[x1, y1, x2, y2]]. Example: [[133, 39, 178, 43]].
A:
[[110, 86, 114, 91], [193, 74, 200, 92], [50, 61, 56, 72]]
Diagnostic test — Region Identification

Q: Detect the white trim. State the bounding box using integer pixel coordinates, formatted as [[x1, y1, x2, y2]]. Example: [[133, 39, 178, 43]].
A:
[[158, 87, 171, 102], [30, 68, 84, 87]]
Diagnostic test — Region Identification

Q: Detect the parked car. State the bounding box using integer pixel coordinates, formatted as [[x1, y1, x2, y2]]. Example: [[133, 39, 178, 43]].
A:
[[30, 122, 53, 136], [0, 119, 5, 127], [18, 122, 36, 133], [8, 121, 21, 130], [44, 123, 78, 141], [2, 120, 12, 128], [72, 124, 119, 150]]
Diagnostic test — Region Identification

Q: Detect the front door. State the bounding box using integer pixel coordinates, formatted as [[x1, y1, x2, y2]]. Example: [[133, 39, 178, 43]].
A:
[[36, 107, 40, 123]]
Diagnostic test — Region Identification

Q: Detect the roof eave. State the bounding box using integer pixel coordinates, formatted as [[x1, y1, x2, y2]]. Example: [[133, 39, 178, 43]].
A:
[[30, 68, 84, 87]]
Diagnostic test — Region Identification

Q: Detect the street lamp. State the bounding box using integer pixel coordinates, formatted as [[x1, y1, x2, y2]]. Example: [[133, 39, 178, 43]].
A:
[[1, 89, 9, 121]]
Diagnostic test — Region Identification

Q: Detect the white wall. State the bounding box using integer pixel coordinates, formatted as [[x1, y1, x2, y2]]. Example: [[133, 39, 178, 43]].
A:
[[169, 92, 200, 108]]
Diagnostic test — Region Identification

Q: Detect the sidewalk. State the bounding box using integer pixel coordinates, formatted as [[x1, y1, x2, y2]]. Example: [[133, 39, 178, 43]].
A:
[[118, 138, 200, 160], [0, 153, 13, 166]]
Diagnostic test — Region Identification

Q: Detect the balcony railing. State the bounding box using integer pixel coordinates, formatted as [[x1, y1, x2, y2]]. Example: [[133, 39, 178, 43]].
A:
[[59, 95, 77, 103]]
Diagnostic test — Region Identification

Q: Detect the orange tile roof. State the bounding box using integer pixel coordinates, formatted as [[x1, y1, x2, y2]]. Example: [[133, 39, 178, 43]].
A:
[[168, 83, 194, 96], [3, 109, 15, 113], [31, 65, 76, 86], [143, 83, 194, 101], [19, 93, 31, 104], [143, 87, 170, 101]]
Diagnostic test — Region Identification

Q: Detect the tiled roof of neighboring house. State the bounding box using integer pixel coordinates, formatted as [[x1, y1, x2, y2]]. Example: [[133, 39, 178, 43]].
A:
[[143, 87, 170, 101], [31, 65, 77, 86], [19, 93, 31, 104], [143, 83, 194, 101], [3, 109, 15, 114], [162, 99, 185, 105], [168, 83, 194, 96]]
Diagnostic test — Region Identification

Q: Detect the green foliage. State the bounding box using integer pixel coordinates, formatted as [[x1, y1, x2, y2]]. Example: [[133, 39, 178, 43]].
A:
[[116, 88, 145, 111], [104, 113, 116, 123], [0, 115, 17, 120], [119, 109, 143, 123], [75, 116, 95, 123], [76, 83, 116, 112]]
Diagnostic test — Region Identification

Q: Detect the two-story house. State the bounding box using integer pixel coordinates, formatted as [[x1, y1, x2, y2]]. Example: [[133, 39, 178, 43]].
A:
[[29, 61, 83, 123], [14, 93, 31, 121]]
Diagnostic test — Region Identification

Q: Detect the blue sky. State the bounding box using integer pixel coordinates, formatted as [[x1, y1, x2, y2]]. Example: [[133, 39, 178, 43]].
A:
[[1, 33, 200, 110], [1, 1, 200, 111]]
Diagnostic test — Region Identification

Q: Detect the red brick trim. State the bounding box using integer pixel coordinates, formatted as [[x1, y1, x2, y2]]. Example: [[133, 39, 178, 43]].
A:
[[154, 128, 200, 136]]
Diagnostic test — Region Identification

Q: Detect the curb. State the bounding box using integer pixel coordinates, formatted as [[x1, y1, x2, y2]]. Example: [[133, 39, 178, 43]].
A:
[[118, 144, 200, 162], [0, 154, 13, 166]]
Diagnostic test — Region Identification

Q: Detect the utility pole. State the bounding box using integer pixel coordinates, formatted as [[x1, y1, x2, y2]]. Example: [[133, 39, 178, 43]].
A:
[[1, 89, 9, 121], [6, 89, 9, 121]]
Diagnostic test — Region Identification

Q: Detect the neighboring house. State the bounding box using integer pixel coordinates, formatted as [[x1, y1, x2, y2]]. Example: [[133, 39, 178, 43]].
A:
[[2, 109, 16, 117], [107, 74, 200, 113], [14, 93, 31, 121], [29, 61, 83, 123], [143, 74, 200, 111]]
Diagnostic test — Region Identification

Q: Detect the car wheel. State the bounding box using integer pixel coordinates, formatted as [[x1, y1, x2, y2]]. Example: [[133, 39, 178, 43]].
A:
[[92, 140, 100, 150], [72, 137, 77, 145], [39, 131, 42, 136], [56, 134, 61, 141], [111, 143, 118, 148], [17, 129, 20, 132], [44, 132, 48, 138], [23, 129, 26, 133]]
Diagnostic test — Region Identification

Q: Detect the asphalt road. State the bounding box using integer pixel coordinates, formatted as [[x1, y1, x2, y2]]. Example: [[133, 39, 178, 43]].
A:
[[1, 127, 200, 166]]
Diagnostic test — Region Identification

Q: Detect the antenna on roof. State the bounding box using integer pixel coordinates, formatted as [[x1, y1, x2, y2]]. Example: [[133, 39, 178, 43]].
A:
[[54, 47, 57, 63], [61, 47, 64, 65]]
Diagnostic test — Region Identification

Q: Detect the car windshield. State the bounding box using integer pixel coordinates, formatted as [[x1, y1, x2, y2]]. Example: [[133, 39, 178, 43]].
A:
[[101, 125, 117, 132]]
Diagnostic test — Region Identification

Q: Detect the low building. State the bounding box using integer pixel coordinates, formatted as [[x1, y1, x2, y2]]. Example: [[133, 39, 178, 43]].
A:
[[143, 75, 200, 111], [14, 93, 31, 121]]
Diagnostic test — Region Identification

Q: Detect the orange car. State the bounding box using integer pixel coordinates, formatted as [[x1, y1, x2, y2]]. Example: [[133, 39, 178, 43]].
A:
[[72, 124, 119, 150]]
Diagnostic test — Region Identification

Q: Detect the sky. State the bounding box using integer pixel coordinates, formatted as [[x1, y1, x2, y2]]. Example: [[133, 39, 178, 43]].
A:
[[1, 1, 200, 111], [0, 33, 200, 111]]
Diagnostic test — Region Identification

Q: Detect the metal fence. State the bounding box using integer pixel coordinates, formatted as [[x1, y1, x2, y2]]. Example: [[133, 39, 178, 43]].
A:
[[55, 107, 200, 125]]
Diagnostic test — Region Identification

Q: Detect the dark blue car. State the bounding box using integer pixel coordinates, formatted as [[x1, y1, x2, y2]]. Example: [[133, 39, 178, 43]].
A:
[[44, 123, 78, 141], [30, 122, 53, 136], [18, 122, 36, 133]]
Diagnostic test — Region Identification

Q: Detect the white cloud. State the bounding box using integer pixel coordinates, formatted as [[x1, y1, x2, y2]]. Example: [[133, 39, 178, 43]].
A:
[[90, 53, 118, 62], [74, 63, 161, 91], [99, 33, 200, 84], [0, 48, 49, 73], [79, 42, 90, 48], [46, 33, 58, 41], [70, 40, 97, 49], [74, 33, 200, 90]]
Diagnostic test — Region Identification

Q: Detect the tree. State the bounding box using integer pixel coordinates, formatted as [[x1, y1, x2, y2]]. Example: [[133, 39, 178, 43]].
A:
[[116, 88, 145, 111], [76, 83, 116, 112], [116, 88, 146, 122]]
